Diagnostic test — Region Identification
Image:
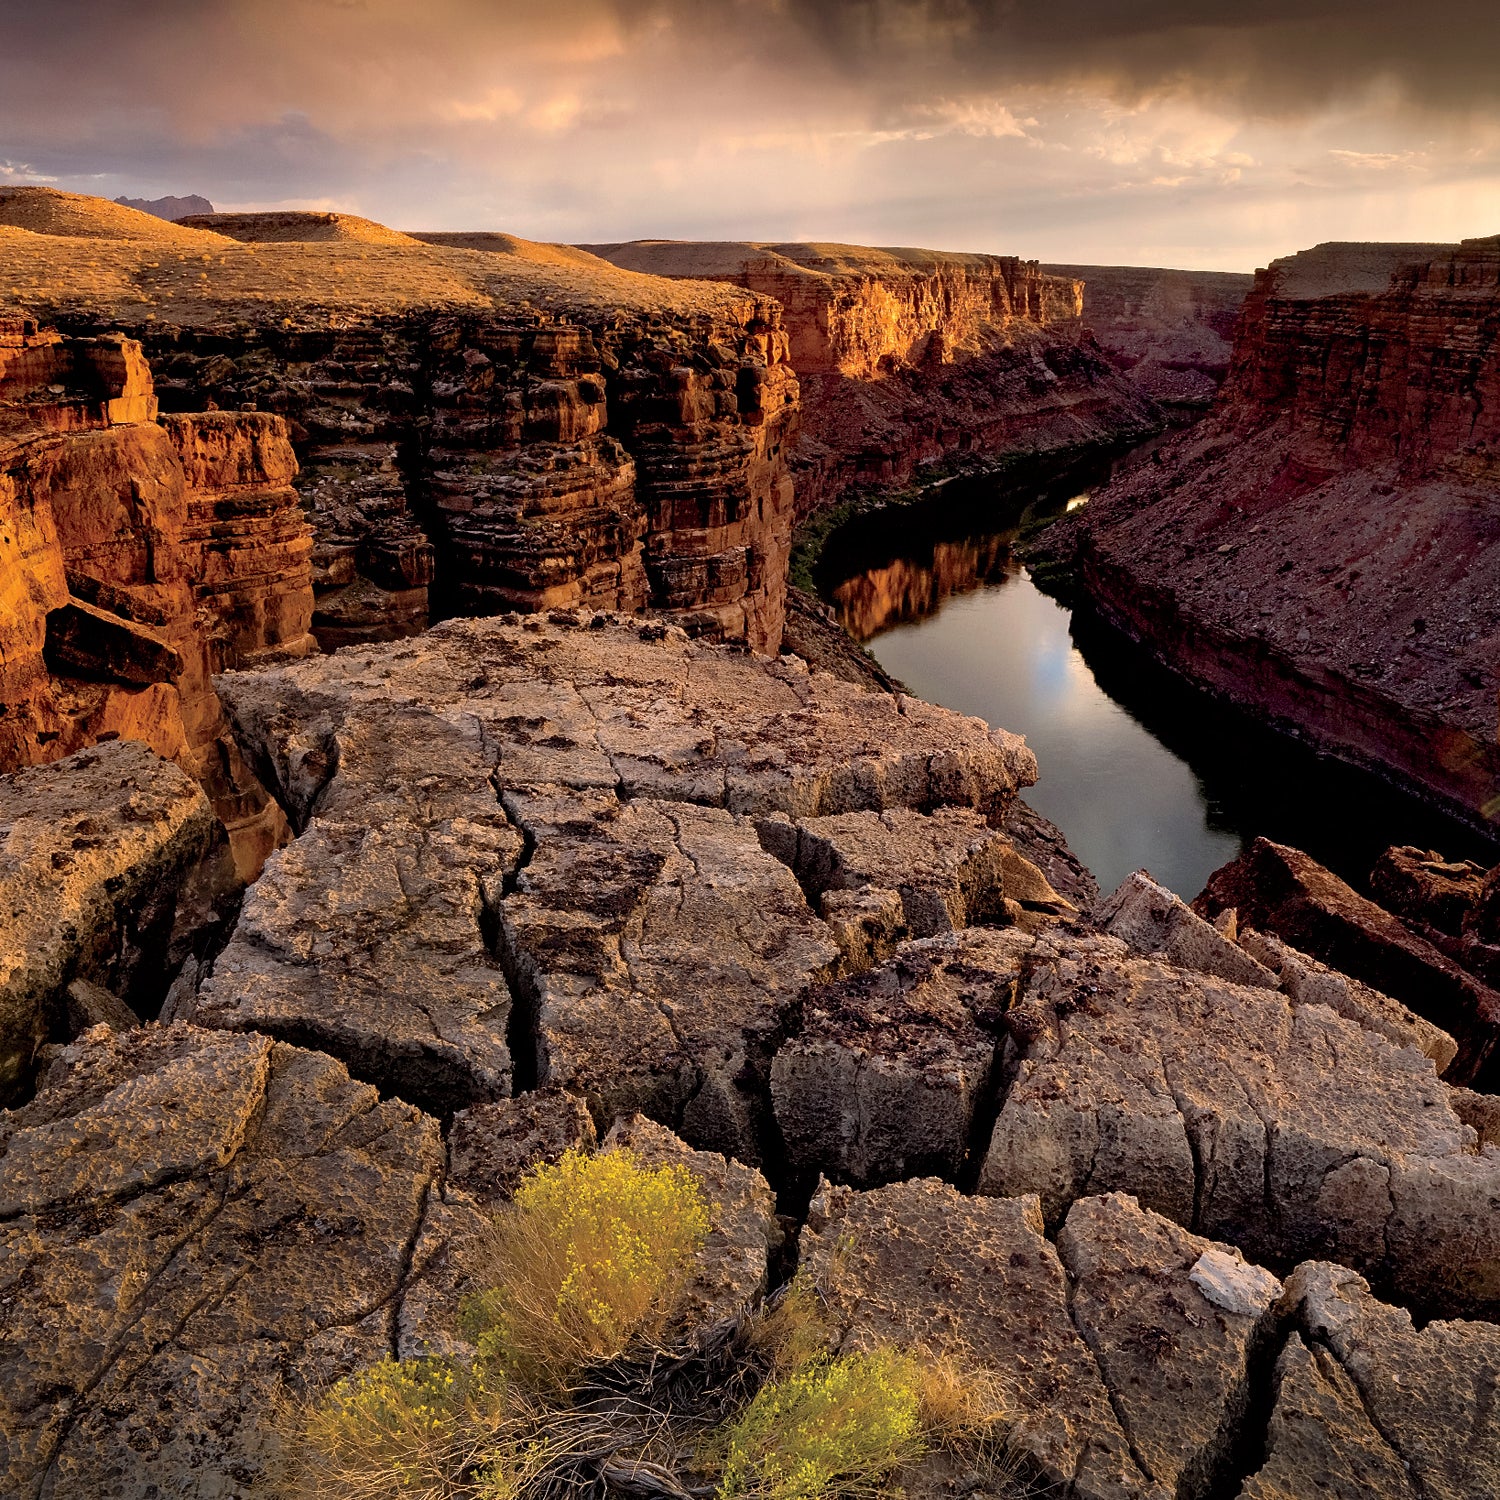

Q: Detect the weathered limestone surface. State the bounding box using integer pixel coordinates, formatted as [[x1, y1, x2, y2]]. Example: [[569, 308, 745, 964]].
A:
[[447, 1088, 597, 1205], [0, 1023, 444, 1499], [1057, 1194, 1282, 1500], [201, 614, 1036, 1158], [1238, 926, 1458, 1072], [189, 703, 523, 1117], [755, 804, 1020, 962], [972, 929, 1500, 1315], [1238, 1334, 1418, 1500], [1284, 1261, 1500, 1498], [1197, 837, 1500, 1084], [0, 742, 215, 1101], [771, 928, 1025, 1186], [501, 784, 839, 1161], [802, 1177, 1163, 1500], [1096, 870, 1277, 989]]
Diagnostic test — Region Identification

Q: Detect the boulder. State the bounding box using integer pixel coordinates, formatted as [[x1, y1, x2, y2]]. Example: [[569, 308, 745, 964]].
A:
[[978, 929, 1500, 1316], [1370, 845, 1486, 938], [0, 1023, 445, 1498], [1237, 1335, 1417, 1500], [770, 928, 1026, 1186], [1097, 870, 1276, 988], [0, 741, 215, 1102], [1196, 838, 1500, 1084], [1284, 1261, 1500, 1498], [1057, 1193, 1281, 1500]]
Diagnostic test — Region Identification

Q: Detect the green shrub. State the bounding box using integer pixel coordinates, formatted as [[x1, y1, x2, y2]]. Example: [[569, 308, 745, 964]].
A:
[[463, 1146, 711, 1385], [717, 1348, 926, 1500]]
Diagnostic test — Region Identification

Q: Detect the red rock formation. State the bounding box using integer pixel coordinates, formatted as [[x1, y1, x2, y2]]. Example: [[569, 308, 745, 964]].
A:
[[1042, 263, 1253, 410], [0, 318, 311, 877], [586, 240, 1162, 516], [1050, 236, 1500, 829], [584, 241, 1082, 377]]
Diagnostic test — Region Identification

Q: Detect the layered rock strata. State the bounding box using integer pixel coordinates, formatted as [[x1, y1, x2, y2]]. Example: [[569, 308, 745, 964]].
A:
[[585, 239, 1163, 515], [2, 190, 807, 653], [1042, 263, 1254, 409], [0, 317, 309, 877], [1042, 236, 1500, 829]]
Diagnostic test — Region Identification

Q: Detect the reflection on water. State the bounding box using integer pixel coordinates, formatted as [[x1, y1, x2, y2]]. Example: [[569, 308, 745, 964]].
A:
[[819, 476, 1498, 900]]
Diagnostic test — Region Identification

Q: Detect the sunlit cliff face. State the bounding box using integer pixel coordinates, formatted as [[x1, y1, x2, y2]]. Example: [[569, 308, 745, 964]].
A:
[[2, 1, 1499, 268]]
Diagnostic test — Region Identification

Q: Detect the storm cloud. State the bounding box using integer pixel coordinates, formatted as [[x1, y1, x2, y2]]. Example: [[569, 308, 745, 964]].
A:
[[1, 0, 1497, 268]]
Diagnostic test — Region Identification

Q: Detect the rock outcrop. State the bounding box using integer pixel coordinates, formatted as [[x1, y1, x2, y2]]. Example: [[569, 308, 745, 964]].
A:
[[0, 742, 218, 1102], [586, 239, 1163, 515], [1041, 236, 1500, 830], [189, 613, 1038, 1162], [1196, 837, 1500, 1083], [0, 316, 310, 877]]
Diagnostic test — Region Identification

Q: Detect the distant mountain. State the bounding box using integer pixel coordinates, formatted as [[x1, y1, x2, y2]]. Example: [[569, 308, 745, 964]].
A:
[[113, 193, 214, 222]]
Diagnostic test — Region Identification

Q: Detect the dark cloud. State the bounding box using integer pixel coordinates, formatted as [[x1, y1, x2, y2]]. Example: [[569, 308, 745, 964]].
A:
[[0, 0, 1495, 267]]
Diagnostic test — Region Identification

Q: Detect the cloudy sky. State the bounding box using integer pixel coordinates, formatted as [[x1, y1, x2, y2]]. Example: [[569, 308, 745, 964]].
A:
[[2, 0, 1498, 270]]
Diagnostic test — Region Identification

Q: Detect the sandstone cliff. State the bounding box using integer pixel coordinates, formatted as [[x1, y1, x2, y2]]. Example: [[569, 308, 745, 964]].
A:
[[1, 189, 803, 653], [0, 317, 309, 877], [1042, 262, 1254, 409], [586, 239, 1163, 514], [1039, 235, 1500, 830]]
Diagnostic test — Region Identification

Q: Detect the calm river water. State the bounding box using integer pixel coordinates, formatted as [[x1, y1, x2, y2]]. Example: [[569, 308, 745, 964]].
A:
[[817, 464, 1497, 900]]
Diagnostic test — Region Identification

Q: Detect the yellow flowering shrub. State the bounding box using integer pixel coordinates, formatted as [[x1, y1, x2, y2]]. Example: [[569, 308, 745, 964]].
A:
[[294, 1355, 504, 1500], [463, 1146, 711, 1385], [717, 1348, 926, 1500]]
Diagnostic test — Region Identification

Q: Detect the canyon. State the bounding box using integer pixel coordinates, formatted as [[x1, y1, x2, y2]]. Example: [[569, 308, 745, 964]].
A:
[[586, 240, 1165, 514], [1040, 235, 1500, 835], [2, 189, 1500, 1498]]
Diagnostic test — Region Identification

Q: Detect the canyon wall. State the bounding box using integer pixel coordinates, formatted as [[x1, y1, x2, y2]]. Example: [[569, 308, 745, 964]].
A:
[[3, 191, 802, 654], [587, 240, 1163, 515], [1042, 263, 1254, 410], [0, 317, 309, 878], [1043, 236, 1500, 830]]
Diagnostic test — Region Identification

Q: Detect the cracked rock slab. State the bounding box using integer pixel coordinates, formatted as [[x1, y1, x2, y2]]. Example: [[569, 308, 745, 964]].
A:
[[216, 612, 1039, 829], [1237, 1333, 1418, 1500], [771, 928, 1029, 1186], [979, 930, 1500, 1316], [1196, 837, 1500, 1085], [802, 1176, 1166, 1500], [0, 1023, 444, 1499], [448, 1088, 598, 1206], [1057, 1193, 1281, 1500], [1238, 926, 1457, 1073], [1096, 871, 1276, 990], [0, 741, 215, 1101], [500, 785, 839, 1161], [1284, 1261, 1500, 1500], [191, 703, 523, 1116]]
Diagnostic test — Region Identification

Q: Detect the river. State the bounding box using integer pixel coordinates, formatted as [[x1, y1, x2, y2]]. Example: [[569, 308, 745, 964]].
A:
[[816, 460, 1498, 900]]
